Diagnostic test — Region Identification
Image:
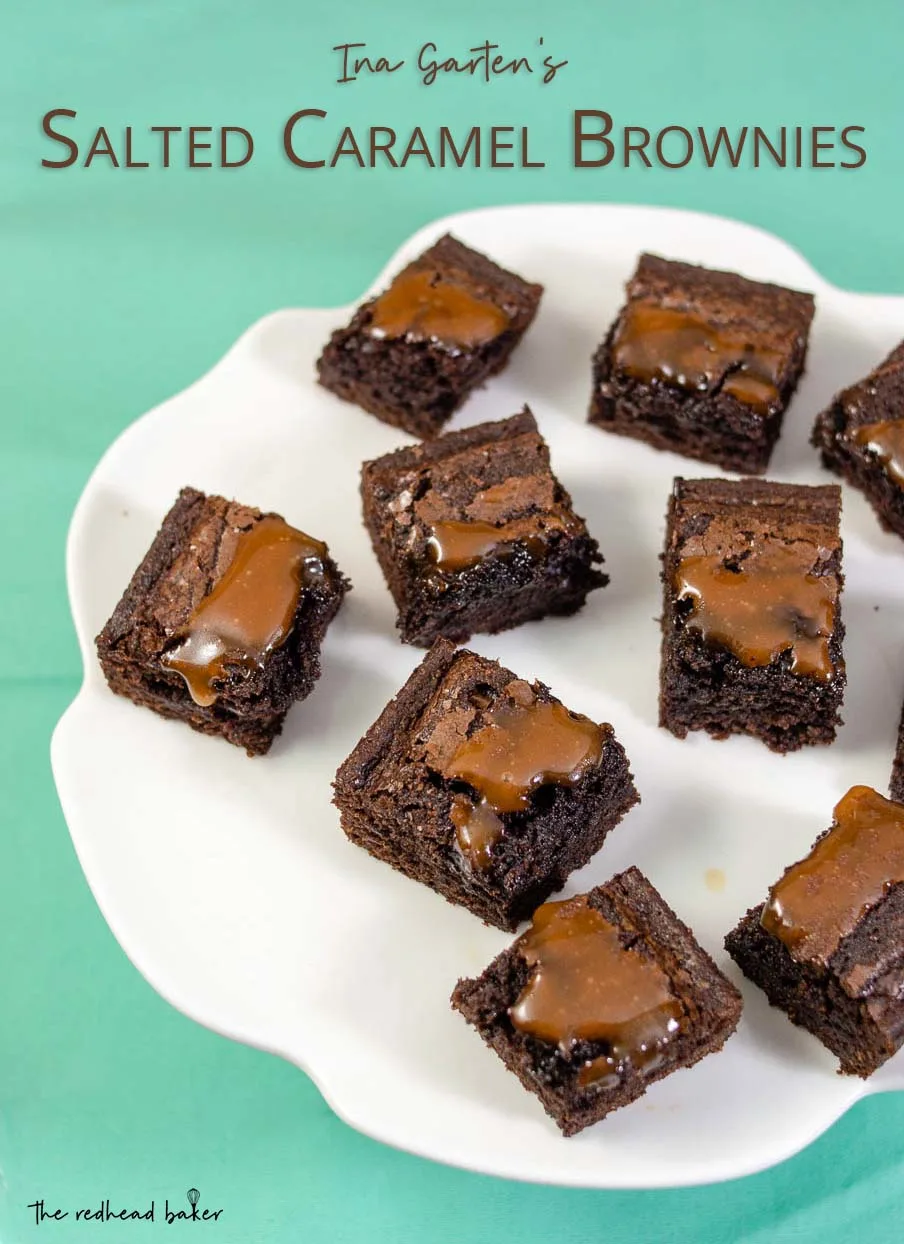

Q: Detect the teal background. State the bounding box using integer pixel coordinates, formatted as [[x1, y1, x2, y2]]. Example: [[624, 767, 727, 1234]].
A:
[[3, 0, 904, 1239]]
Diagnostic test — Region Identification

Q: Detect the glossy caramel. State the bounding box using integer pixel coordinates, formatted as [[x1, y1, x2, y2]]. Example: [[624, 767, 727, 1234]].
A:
[[676, 543, 837, 681], [445, 699, 602, 815], [444, 694, 603, 870], [426, 515, 568, 572], [162, 516, 325, 707], [368, 268, 509, 348], [450, 795, 504, 870], [509, 896, 683, 1079], [761, 785, 904, 965], [852, 420, 904, 487], [612, 303, 784, 415]]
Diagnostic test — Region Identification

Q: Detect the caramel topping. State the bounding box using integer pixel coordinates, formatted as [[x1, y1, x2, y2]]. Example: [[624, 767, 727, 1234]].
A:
[[450, 795, 504, 870], [676, 543, 837, 681], [368, 268, 509, 348], [426, 514, 569, 572], [162, 516, 326, 707], [721, 371, 782, 409], [612, 303, 784, 415], [509, 896, 683, 1079], [445, 698, 602, 815], [761, 786, 904, 966], [852, 420, 904, 487], [444, 693, 604, 870]]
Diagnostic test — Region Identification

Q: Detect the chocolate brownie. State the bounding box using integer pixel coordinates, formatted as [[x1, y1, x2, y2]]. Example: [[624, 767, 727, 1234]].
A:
[[726, 786, 904, 1077], [96, 487, 349, 755], [660, 477, 845, 752], [361, 408, 606, 646], [332, 639, 638, 930], [589, 253, 815, 473], [453, 867, 742, 1135], [316, 233, 543, 439], [811, 341, 904, 539]]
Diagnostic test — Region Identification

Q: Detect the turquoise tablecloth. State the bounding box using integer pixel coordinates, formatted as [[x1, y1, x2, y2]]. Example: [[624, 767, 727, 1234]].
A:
[[3, 1, 904, 1240]]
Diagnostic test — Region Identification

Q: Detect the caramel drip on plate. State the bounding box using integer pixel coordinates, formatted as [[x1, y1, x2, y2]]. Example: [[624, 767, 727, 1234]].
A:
[[509, 895, 683, 1083], [444, 695, 603, 870], [675, 543, 837, 681], [612, 303, 783, 414], [162, 516, 326, 707], [852, 420, 904, 486], [761, 785, 904, 965], [368, 268, 509, 348]]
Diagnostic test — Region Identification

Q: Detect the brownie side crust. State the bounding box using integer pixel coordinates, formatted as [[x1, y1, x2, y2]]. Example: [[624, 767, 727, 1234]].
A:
[[892, 704, 904, 803], [96, 488, 349, 755], [812, 341, 904, 539], [333, 640, 638, 930], [317, 234, 543, 438], [453, 867, 742, 1135], [361, 409, 607, 646], [659, 477, 845, 752], [590, 254, 815, 474]]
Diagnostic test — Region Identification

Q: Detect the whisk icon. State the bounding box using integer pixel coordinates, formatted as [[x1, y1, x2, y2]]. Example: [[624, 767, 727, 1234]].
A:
[[186, 1188, 200, 1218]]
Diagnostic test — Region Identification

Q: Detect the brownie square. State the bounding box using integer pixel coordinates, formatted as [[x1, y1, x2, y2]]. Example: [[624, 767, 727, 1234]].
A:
[[726, 785, 904, 1077], [453, 867, 742, 1135], [589, 253, 815, 473], [811, 341, 904, 539], [96, 487, 349, 755], [332, 639, 638, 930], [659, 477, 845, 752], [361, 408, 606, 647], [316, 233, 543, 438]]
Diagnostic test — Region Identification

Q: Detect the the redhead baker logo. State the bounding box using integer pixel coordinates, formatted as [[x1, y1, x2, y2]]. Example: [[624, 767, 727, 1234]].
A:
[[27, 1186, 224, 1225]]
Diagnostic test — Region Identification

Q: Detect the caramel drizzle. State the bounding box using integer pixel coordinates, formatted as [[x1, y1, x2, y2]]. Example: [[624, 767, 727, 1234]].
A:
[[509, 895, 683, 1083], [449, 796, 503, 871], [444, 695, 603, 870], [368, 268, 509, 348], [676, 543, 837, 681], [852, 420, 904, 487], [162, 516, 326, 707], [426, 514, 570, 572], [761, 785, 904, 966], [612, 303, 784, 414]]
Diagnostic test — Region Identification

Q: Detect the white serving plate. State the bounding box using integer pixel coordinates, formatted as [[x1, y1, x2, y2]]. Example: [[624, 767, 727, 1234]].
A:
[[52, 205, 904, 1188]]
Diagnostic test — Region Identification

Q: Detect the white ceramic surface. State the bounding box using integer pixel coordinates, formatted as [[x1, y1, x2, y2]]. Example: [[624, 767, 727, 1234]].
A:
[[52, 205, 904, 1188]]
